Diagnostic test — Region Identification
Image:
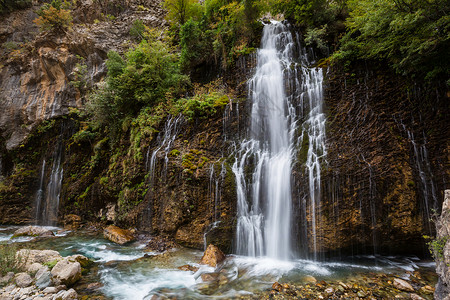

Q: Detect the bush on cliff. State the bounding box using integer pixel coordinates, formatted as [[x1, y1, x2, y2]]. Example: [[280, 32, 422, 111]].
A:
[[87, 30, 189, 141], [34, 0, 73, 32]]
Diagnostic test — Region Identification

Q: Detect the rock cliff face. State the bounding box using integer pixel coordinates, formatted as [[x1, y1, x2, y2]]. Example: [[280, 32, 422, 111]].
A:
[[0, 2, 448, 257], [292, 65, 449, 257], [435, 190, 450, 300], [0, 0, 165, 150]]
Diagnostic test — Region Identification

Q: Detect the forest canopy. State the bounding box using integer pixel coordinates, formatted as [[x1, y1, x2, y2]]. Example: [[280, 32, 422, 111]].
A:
[[163, 0, 449, 82]]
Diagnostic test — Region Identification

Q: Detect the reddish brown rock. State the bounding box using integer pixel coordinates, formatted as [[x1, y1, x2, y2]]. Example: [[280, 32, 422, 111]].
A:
[[103, 225, 135, 245], [64, 214, 81, 230], [201, 273, 219, 282], [177, 265, 199, 272], [199, 244, 225, 267], [272, 282, 283, 292]]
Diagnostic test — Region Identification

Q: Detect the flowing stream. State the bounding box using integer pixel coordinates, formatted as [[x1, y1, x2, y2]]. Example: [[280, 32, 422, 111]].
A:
[[0, 225, 437, 299]]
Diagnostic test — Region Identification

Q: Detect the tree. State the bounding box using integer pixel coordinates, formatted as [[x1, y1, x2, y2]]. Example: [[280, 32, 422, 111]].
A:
[[336, 0, 450, 80], [33, 0, 73, 32], [163, 0, 203, 27]]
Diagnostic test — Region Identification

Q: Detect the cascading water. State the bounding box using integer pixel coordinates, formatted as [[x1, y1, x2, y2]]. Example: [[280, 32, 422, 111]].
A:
[[34, 159, 46, 224], [234, 21, 326, 260], [301, 65, 326, 259], [145, 115, 183, 185], [35, 143, 64, 226]]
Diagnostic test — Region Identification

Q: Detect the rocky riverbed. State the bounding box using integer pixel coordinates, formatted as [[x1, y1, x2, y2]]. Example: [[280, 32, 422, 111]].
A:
[[0, 225, 438, 299]]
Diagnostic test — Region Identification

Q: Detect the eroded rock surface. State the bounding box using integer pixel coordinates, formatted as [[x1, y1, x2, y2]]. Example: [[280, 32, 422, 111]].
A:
[[103, 225, 136, 245], [200, 244, 226, 267], [434, 189, 450, 300], [12, 226, 54, 238]]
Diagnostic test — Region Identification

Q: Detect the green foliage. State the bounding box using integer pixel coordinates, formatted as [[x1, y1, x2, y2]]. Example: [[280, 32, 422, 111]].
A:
[[34, 0, 73, 32], [178, 80, 230, 121], [43, 259, 58, 268], [2, 41, 18, 52], [0, 244, 24, 276], [0, 0, 31, 14], [175, 0, 263, 70], [425, 235, 448, 260], [271, 0, 330, 27], [129, 19, 146, 40], [305, 24, 328, 52], [334, 0, 449, 80], [70, 56, 88, 91], [163, 0, 203, 28], [72, 129, 97, 144], [87, 32, 189, 142]]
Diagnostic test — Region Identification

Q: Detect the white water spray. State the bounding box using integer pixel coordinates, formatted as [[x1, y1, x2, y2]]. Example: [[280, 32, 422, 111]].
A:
[[234, 21, 326, 260]]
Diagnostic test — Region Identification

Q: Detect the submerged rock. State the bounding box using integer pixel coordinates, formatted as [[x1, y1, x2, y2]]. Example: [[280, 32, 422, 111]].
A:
[[201, 273, 220, 282], [12, 226, 54, 238], [103, 225, 136, 245], [146, 236, 177, 252], [177, 265, 199, 272], [303, 275, 317, 284], [200, 244, 226, 267], [272, 282, 283, 292]]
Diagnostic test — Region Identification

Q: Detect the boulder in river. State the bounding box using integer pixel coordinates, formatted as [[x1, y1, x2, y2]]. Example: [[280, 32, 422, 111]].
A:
[[200, 244, 225, 267], [51, 259, 81, 287], [178, 265, 199, 272], [12, 226, 54, 238], [103, 225, 136, 245]]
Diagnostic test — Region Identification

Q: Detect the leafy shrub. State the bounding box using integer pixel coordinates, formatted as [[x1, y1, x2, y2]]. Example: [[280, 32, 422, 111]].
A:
[[171, 0, 263, 70], [34, 0, 73, 32], [178, 80, 230, 121], [129, 19, 146, 40], [87, 30, 189, 142], [334, 0, 449, 80], [0, 244, 24, 276], [163, 0, 203, 28]]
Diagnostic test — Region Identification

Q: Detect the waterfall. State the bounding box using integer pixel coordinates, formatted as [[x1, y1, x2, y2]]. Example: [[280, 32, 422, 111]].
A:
[[395, 116, 438, 234], [407, 130, 438, 233], [34, 159, 46, 223], [233, 22, 296, 260], [145, 115, 184, 185], [35, 143, 64, 226], [233, 21, 326, 260], [302, 66, 326, 259]]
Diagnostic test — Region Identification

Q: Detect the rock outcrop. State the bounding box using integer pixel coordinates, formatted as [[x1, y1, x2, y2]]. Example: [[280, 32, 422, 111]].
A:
[[0, 249, 88, 300], [200, 244, 226, 267], [434, 189, 450, 300], [0, 0, 166, 151], [12, 226, 54, 238], [50, 259, 81, 287], [103, 225, 136, 245]]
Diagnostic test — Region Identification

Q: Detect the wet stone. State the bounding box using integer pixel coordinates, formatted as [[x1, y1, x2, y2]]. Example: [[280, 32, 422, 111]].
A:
[[393, 278, 414, 292]]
